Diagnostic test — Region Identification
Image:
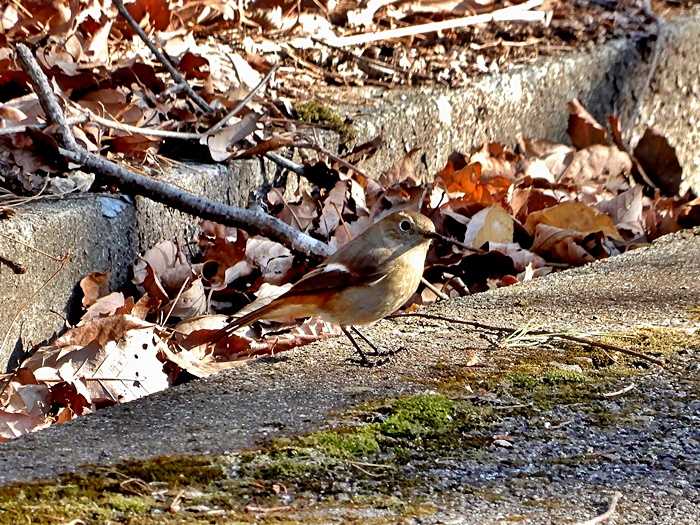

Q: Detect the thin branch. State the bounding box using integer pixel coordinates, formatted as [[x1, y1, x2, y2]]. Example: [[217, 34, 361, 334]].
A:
[[421, 277, 449, 300], [14, 43, 330, 258], [76, 106, 201, 139], [575, 492, 623, 525], [292, 141, 370, 179], [323, 0, 546, 47], [0, 115, 88, 136], [112, 0, 213, 113], [265, 152, 307, 176], [206, 64, 279, 136], [388, 313, 665, 366], [601, 383, 636, 398]]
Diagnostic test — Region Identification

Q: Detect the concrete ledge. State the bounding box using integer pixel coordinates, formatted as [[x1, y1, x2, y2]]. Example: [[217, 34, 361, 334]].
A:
[[0, 196, 137, 368]]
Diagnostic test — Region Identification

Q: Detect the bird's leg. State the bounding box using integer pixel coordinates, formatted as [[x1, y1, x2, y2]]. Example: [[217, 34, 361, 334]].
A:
[[351, 326, 404, 358], [350, 326, 383, 356], [340, 326, 372, 366]]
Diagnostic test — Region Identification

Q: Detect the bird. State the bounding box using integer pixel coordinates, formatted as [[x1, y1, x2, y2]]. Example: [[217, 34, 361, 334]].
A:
[[216, 210, 437, 365]]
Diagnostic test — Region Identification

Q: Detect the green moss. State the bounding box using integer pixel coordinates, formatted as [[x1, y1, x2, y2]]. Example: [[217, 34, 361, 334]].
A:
[[296, 101, 355, 141], [117, 455, 227, 486], [302, 425, 381, 458], [380, 394, 455, 438], [103, 493, 155, 513], [0, 455, 228, 525]]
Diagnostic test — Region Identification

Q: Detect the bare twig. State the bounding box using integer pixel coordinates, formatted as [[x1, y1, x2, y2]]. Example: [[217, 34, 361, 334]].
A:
[[575, 492, 623, 525], [323, 0, 546, 47], [421, 277, 449, 300], [601, 383, 637, 398], [112, 0, 212, 113], [14, 43, 330, 258], [388, 313, 665, 366], [206, 64, 279, 136], [70, 105, 201, 140], [0, 115, 88, 136], [292, 141, 370, 179]]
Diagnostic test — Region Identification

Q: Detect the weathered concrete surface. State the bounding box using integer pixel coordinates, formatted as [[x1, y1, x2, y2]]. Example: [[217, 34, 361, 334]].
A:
[[0, 227, 697, 522], [0, 196, 137, 369], [338, 9, 700, 194]]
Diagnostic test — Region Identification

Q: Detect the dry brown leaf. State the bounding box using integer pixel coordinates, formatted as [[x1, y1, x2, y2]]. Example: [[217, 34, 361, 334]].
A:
[[317, 181, 349, 238], [380, 148, 422, 187], [436, 153, 510, 205], [161, 278, 207, 319], [530, 224, 596, 265], [82, 292, 127, 321], [80, 271, 111, 307], [567, 98, 608, 149], [246, 237, 294, 284], [596, 185, 644, 237], [633, 128, 683, 197], [559, 145, 632, 193], [133, 240, 191, 296], [464, 205, 513, 248], [508, 186, 560, 223], [524, 201, 622, 240], [205, 112, 260, 162], [269, 189, 318, 231], [488, 242, 546, 272]]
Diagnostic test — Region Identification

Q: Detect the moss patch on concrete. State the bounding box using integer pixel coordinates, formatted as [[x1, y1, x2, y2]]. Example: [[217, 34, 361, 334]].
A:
[[296, 101, 355, 142]]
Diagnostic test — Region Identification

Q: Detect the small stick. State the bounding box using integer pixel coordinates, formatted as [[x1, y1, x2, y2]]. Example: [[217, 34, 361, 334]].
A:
[[291, 141, 370, 179], [0, 115, 88, 136], [601, 383, 636, 398], [388, 313, 665, 366], [112, 0, 213, 113], [323, 0, 546, 47], [421, 277, 449, 300], [206, 64, 279, 136], [575, 492, 623, 525]]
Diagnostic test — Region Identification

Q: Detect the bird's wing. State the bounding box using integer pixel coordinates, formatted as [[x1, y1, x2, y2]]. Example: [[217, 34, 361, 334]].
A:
[[217, 262, 387, 337], [285, 262, 387, 296]]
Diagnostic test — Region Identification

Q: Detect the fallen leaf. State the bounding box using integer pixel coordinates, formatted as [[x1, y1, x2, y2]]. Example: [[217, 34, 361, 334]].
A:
[[80, 271, 110, 307], [464, 205, 514, 248], [205, 112, 260, 162], [245, 237, 294, 284], [524, 201, 622, 240], [82, 292, 126, 321], [633, 128, 683, 196], [559, 145, 632, 192], [596, 185, 644, 237], [380, 148, 422, 187], [567, 98, 608, 149]]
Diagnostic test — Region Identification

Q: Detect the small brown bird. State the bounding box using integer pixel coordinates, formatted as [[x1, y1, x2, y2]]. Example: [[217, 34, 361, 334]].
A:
[[219, 210, 437, 364]]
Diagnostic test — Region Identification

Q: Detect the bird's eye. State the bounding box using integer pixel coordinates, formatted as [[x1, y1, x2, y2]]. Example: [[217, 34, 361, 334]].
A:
[[398, 219, 412, 232]]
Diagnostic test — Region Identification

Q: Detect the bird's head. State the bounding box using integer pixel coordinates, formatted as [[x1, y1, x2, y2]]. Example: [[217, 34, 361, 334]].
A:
[[381, 210, 437, 248]]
